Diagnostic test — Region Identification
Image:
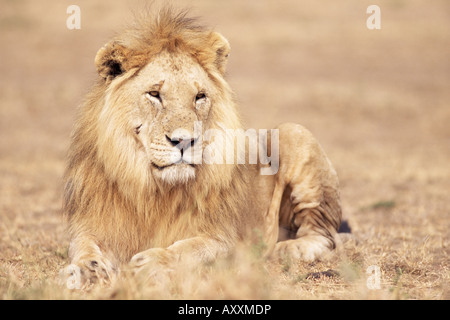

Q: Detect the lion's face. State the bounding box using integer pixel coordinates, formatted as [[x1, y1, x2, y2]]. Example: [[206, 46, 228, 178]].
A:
[[136, 52, 216, 183], [92, 24, 238, 193], [98, 51, 223, 185]]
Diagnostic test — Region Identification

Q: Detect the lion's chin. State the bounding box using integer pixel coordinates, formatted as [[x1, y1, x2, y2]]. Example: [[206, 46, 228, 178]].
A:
[[152, 163, 196, 185]]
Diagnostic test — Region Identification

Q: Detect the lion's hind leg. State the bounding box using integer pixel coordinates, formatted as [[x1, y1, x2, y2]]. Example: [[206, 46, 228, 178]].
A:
[[274, 205, 340, 262], [270, 123, 342, 263]]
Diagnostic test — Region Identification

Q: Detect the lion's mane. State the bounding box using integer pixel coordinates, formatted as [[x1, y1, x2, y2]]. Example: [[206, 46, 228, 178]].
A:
[[63, 8, 254, 263]]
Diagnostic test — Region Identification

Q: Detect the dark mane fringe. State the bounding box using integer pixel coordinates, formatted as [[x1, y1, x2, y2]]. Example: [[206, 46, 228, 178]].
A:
[[114, 6, 217, 69]]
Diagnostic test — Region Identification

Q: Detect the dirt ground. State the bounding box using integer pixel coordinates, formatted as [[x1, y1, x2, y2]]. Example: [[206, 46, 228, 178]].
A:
[[0, 0, 448, 300]]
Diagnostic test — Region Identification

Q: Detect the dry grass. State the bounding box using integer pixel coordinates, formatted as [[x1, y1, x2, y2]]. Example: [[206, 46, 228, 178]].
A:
[[0, 0, 449, 300]]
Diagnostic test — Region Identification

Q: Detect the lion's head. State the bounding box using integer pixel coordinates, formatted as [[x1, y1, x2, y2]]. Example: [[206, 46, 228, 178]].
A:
[[82, 9, 242, 195]]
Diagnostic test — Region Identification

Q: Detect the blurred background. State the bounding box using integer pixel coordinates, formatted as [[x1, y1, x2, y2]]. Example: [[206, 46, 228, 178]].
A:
[[0, 0, 448, 299]]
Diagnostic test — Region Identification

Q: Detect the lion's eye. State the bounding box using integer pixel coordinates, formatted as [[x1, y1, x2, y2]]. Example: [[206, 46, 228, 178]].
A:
[[195, 93, 206, 101], [147, 91, 161, 101]]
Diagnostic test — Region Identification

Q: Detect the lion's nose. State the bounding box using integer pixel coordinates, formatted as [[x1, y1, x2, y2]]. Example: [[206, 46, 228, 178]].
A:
[[166, 135, 196, 151]]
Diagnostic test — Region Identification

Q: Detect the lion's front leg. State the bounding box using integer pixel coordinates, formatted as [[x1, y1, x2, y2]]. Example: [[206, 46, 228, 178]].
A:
[[60, 236, 118, 289], [128, 236, 228, 281]]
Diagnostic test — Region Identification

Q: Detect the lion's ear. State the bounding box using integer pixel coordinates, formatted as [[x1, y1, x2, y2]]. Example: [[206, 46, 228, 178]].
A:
[[94, 41, 130, 81], [209, 32, 231, 75]]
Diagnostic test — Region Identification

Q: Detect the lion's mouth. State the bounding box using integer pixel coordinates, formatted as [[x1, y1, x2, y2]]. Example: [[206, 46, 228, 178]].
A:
[[151, 161, 195, 171], [151, 161, 197, 184]]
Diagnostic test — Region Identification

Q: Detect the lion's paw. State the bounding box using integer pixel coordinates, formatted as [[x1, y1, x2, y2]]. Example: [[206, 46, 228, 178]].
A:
[[60, 256, 117, 289], [271, 235, 332, 263], [127, 248, 175, 284]]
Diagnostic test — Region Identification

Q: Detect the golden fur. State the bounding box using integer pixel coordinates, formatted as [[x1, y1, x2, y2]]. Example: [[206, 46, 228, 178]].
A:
[[62, 8, 341, 287]]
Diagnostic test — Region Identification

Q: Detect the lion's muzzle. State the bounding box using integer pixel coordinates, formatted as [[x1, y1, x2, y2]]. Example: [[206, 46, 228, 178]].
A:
[[166, 134, 198, 157]]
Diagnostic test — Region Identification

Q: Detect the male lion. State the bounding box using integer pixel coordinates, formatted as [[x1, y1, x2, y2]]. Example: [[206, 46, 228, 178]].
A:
[[62, 8, 341, 286]]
